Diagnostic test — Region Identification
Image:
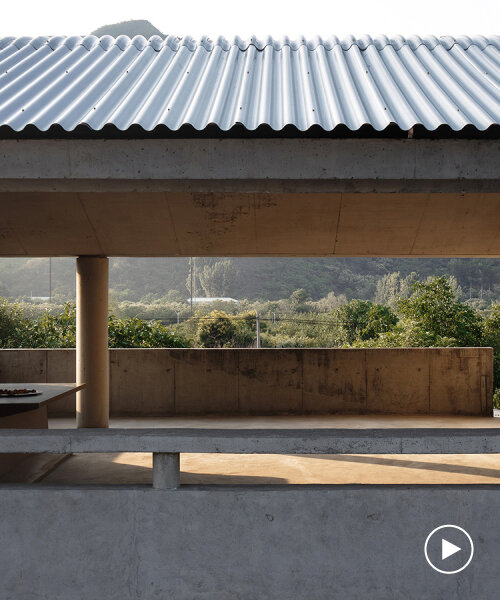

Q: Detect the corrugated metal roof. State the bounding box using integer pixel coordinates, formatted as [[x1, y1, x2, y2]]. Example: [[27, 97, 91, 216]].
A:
[[0, 34, 499, 133]]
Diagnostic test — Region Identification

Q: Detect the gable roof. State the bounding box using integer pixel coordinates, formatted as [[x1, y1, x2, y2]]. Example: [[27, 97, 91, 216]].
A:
[[0, 34, 499, 135]]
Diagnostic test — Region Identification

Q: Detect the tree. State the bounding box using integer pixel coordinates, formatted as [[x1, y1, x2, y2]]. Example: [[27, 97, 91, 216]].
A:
[[312, 291, 347, 312], [396, 277, 483, 347], [334, 299, 397, 345], [197, 260, 237, 298], [0, 299, 24, 346], [362, 304, 399, 339], [483, 304, 500, 397], [289, 289, 310, 313], [375, 272, 417, 308]]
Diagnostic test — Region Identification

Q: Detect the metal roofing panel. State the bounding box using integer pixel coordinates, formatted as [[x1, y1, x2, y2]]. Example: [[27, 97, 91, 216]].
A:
[[0, 34, 499, 132]]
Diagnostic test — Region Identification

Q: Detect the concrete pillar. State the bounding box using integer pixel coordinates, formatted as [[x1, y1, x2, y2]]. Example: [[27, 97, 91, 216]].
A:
[[153, 453, 181, 489], [76, 257, 109, 428]]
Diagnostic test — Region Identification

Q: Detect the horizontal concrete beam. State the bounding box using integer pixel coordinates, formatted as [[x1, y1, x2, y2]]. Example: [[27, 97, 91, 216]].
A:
[[1, 191, 499, 257], [1, 428, 500, 454], [3, 178, 500, 194], [1, 139, 500, 192]]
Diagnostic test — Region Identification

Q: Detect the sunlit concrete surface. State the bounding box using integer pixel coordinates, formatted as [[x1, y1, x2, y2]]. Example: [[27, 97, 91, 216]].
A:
[[39, 416, 500, 485], [49, 415, 500, 430], [39, 451, 500, 485]]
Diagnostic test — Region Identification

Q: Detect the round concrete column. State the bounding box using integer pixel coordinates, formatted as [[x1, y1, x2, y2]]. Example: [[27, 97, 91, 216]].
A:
[[76, 256, 109, 428]]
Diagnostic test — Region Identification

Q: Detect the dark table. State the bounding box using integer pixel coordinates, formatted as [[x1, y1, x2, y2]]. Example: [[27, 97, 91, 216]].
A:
[[0, 383, 84, 428]]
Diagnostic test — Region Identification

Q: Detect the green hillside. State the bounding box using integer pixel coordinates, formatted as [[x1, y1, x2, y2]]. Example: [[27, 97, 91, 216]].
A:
[[0, 257, 498, 306]]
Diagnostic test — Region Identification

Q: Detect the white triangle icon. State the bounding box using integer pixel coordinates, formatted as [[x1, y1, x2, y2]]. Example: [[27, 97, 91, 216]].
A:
[[442, 538, 461, 560]]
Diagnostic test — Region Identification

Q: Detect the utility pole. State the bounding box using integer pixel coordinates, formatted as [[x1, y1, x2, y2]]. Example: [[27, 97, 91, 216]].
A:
[[256, 311, 261, 348], [190, 257, 194, 315], [49, 257, 52, 303]]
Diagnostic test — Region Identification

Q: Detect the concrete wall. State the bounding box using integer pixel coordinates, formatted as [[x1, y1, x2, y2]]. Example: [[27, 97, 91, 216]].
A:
[[0, 348, 493, 417], [0, 485, 499, 599]]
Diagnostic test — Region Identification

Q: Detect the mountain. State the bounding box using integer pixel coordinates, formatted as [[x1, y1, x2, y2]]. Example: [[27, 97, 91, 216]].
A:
[[91, 20, 165, 38]]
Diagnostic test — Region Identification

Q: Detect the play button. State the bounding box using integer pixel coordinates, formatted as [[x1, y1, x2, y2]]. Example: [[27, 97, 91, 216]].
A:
[[442, 539, 461, 560], [424, 525, 474, 574]]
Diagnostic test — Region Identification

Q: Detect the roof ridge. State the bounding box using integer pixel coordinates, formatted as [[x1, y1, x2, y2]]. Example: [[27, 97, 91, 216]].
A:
[[1, 34, 500, 53]]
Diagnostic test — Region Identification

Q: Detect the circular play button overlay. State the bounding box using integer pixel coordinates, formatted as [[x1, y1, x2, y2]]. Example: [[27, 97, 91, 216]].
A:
[[424, 525, 474, 574]]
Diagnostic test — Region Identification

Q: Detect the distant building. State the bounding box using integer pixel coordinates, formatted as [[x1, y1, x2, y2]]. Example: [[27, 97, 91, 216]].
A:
[[188, 297, 239, 304]]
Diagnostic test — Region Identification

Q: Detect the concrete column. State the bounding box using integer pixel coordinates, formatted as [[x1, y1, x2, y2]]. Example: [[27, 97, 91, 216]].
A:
[[153, 453, 181, 490], [76, 257, 109, 428]]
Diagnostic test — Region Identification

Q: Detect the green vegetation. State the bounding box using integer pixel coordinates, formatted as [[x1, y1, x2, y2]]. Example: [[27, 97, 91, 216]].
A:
[[1, 273, 499, 408], [0, 301, 188, 349]]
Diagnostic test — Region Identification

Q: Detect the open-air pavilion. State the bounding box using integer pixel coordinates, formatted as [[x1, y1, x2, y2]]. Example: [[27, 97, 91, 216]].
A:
[[0, 34, 500, 598]]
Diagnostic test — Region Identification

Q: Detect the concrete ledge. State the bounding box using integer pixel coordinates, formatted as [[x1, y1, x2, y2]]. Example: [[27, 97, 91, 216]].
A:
[[1, 428, 500, 454]]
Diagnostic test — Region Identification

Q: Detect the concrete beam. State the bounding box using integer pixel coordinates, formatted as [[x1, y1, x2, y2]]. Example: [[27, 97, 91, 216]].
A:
[[1, 191, 499, 257], [0, 428, 500, 454], [1, 139, 500, 191]]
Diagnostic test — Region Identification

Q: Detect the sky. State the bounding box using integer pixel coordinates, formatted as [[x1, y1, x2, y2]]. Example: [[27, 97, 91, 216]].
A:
[[1, 0, 499, 39]]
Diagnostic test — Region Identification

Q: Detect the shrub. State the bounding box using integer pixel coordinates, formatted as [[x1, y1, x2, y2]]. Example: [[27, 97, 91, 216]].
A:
[[0, 299, 190, 348], [493, 389, 500, 410], [196, 311, 237, 348], [108, 315, 189, 348]]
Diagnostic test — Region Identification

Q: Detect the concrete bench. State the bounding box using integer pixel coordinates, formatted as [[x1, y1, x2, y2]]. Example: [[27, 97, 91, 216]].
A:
[[1, 427, 500, 489]]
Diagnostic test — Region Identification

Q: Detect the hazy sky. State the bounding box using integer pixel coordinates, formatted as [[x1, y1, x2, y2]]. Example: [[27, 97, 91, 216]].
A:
[[1, 0, 499, 39]]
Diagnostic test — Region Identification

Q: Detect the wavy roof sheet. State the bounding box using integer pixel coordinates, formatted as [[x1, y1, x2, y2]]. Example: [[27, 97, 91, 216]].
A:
[[0, 34, 499, 133]]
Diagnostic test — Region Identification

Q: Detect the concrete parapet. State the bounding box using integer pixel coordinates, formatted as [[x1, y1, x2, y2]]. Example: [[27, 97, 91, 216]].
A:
[[0, 347, 494, 417]]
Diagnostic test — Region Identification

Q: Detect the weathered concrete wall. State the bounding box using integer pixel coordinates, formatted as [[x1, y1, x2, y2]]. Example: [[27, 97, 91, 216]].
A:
[[0, 348, 493, 417], [0, 485, 498, 599]]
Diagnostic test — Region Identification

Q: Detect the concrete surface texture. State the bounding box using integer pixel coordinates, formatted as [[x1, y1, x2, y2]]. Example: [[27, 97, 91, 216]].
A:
[[1, 139, 499, 257], [3, 426, 500, 455], [48, 415, 500, 429], [0, 347, 494, 417], [1, 190, 499, 257], [0, 485, 499, 599], [1, 139, 499, 184], [38, 451, 500, 485]]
